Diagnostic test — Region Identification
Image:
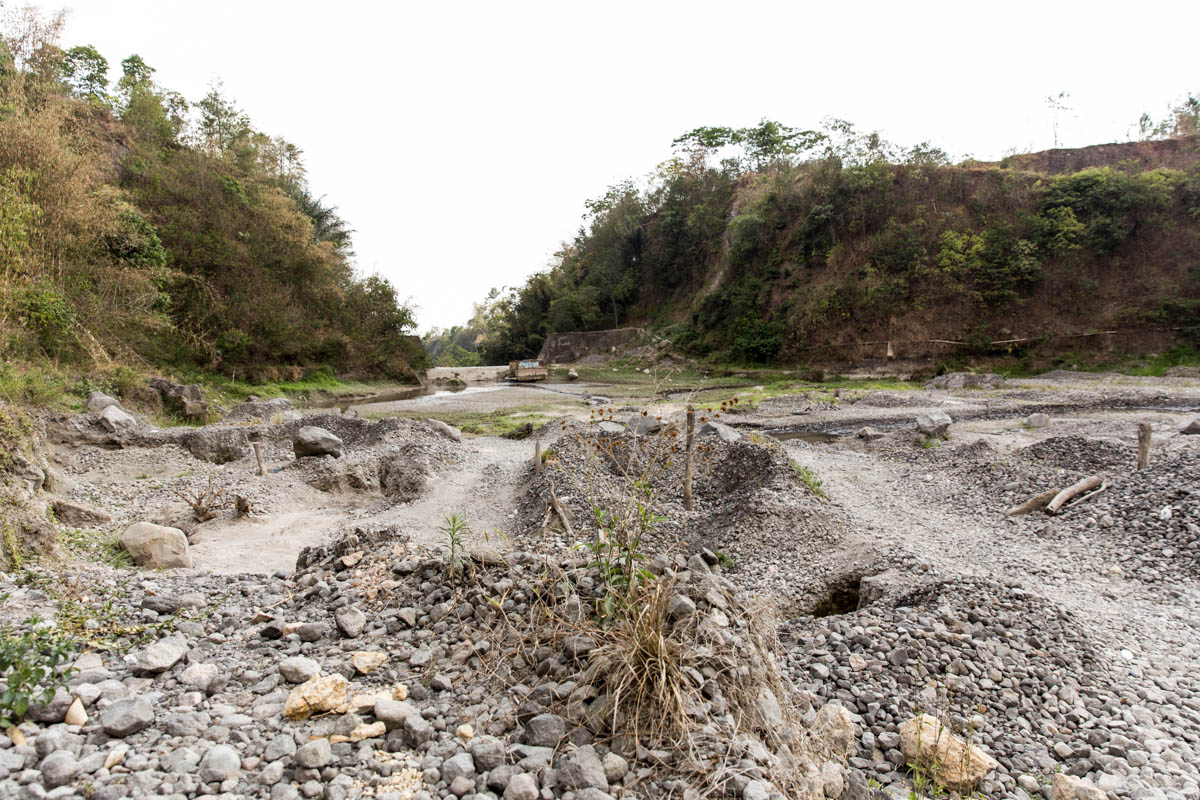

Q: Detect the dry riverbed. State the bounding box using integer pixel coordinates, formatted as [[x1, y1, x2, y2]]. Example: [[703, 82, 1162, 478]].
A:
[[2, 369, 1199, 800]]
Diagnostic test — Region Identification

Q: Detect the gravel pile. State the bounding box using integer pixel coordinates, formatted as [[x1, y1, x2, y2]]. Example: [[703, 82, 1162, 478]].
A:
[[516, 422, 855, 608], [0, 524, 861, 800], [780, 573, 1199, 800], [1017, 436, 1134, 475], [49, 413, 458, 538], [849, 392, 931, 409], [936, 437, 1200, 584]]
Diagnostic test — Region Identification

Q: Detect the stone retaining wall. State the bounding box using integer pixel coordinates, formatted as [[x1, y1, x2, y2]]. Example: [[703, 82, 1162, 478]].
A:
[[537, 327, 645, 363]]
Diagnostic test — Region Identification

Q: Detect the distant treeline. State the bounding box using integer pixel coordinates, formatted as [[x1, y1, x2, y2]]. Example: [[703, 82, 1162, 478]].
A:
[[0, 8, 425, 386], [439, 104, 1200, 366]]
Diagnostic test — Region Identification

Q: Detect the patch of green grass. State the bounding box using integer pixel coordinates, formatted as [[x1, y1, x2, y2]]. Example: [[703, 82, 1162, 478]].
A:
[[392, 406, 557, 438], [59, 527, 133, 569], [790, 460, 827, 499], [0, 361, 73, 408]]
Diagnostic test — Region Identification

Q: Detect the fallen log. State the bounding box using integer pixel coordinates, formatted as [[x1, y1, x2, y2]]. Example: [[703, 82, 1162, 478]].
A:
[[1005, 488, 1061, 516], [548, 482, 575, 540], [1064, 483, 1107, 510], [1046, 475, 1103, 515]]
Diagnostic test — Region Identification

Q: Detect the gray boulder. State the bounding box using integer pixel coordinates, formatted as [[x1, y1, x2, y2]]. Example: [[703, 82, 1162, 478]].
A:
[[1181, 415, 1200, 435], [293, 426, 343, 458], [1026, 412, 1052, 429], [51, 498, 112, 526], [915, 411, 952, 438], [199, 745, 241, 782], [505, 773, 539, 800], [120, 525, 190, 568], [40, 750, 78, 788], [84, 392, 120, 413], [697, 421, 741, 442], [98, 405, 137, 433], [149, 378, 210, 420], [523, 713, 567, 747], [597, 421, 624, 435], [855, 426, 885, 441], [294, 739, 332, 769], [131, 635, 188, 675], [334, 605, 367, 638], [556, 745, 608, 791], [626, 413, 662, 436], [182, 428, 248, 464], [567, 369, 580, 381], [279, 656, 320, 683], [427, 419, 462, 442], [925, 372, 1006, 390], [101, 697, 154, 737], [374, 699, 416, 730], [120, 522, 192, 569], [441, 752, 475, 783]]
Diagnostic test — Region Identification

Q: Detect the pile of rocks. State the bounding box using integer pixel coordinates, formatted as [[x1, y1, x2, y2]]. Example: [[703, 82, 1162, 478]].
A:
[[0, 525, 864, 800], [1017, 436, 1133, 475], [516, 422, 853, 608], [780, 574, 1199, 799]]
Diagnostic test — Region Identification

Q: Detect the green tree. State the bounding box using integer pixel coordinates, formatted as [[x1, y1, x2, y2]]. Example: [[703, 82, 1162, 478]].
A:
[[672, 119, 825, 170], [60, 44, 107, 104]]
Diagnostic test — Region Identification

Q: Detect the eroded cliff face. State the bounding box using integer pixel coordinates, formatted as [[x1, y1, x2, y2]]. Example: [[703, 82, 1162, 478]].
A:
[[1, 405, 61, 568], [986, 135, 1200, 175]]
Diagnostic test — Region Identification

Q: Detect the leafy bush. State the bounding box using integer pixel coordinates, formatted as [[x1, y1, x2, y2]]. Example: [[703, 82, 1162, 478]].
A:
[[16, 280, 76, 356], [0, 617, 76, 728], [1037, 167, 1177, 253]]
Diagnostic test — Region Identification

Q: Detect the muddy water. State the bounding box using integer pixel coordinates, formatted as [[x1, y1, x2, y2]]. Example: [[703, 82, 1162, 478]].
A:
[[770, 431, 843, 443]]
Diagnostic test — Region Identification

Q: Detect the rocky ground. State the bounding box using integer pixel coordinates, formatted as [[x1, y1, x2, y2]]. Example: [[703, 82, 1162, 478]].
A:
[[1, 370, 1199, 800]]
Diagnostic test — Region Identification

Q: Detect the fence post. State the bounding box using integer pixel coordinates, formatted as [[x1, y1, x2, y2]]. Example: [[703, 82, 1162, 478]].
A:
[[534, 434, 542, 474], [1137, 423, 1151, 470], [684, 406, 695, 511]]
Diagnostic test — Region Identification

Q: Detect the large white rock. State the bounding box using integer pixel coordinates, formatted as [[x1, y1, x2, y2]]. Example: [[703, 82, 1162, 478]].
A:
[[293, 426, 343, 458], [98, 405, 137, 433], [1051, 773, 1108, 800], [915, 411, 952, 438], [899, 714, 998, 791], [427, 419, 462, 442], [697, 421, 742, 442], [119, 522, 192, 569], [85, 392, 120, 413]]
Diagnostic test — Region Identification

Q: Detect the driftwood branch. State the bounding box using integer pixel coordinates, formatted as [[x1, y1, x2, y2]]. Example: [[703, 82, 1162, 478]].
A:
[[1005, 488, 1061, 516], [1046, 476, 1103, 514], [1063, 483, 1107, 510], [548, 482, 575, 540]]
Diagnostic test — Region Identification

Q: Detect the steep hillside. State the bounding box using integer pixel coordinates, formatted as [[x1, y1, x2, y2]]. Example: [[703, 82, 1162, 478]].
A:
[[465, 120, 1200, 369], [0, 10, 425, 405]]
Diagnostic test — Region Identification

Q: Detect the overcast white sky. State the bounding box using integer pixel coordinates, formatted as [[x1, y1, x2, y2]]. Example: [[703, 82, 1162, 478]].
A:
[[37, 0, 1200, 331]]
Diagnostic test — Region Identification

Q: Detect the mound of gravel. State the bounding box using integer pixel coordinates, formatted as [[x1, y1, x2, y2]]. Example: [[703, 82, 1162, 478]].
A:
[[0, 523, 863, 800], [1018, 436, 1133, 474], [780, 573, 1197, 799], [851, 391, 930, 409], [517, 422, 854, 607]]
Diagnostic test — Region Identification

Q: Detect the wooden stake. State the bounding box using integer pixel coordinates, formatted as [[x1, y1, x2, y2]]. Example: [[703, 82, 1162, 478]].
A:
[[1046, 475, 1102, 514], [534, 434, 542, 474], [684, 405, 695, 512], [1137, 423, 1151, 470], [253, 441, 266, 476]]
